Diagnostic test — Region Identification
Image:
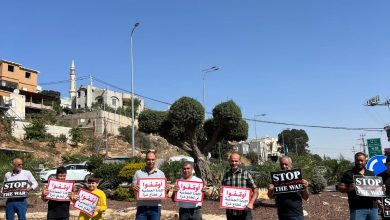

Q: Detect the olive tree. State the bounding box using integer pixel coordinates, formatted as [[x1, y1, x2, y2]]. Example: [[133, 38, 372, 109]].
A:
[[138, 97, 248, 184]]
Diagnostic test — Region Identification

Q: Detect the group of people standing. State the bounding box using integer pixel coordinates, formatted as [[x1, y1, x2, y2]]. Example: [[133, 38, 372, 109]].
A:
[[5, 151, 389, 220], [3, 158, 107, 220], [131, 151, 309, 220]]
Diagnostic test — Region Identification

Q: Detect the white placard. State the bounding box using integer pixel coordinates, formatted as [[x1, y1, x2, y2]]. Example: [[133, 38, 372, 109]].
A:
[[175, 180, 204, 203], [46, 179, 74, 201], [220, 186, 252, 210], [73, 189, 99, 217], [137, 178, 167, 200]]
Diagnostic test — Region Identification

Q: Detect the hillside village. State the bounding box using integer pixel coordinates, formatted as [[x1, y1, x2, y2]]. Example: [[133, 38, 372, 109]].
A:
[[0, 59, 282, 166]]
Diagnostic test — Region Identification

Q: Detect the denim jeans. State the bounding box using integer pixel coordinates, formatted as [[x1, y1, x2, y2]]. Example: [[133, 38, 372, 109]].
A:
[[226, 210, 252, 220], [6, 198, 27, 220], [136, 206, 161, 220], [179, 207, 202, 220], [350, 208, 378, 220], [279, 216, 304, 220]]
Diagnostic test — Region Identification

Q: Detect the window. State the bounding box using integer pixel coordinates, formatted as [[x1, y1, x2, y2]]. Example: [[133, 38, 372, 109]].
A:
[[0, 80, 17, 89], [25, 72, 31, 79], [112, 98, 117, 106], [8, 65, 14, 72]]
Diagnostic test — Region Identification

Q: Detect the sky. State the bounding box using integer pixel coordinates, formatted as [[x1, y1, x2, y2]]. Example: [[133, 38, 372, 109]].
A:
[[1, 0, 390, 160]]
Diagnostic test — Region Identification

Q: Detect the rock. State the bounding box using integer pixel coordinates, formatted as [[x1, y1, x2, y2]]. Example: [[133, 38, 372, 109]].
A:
[[323, 201, 329, 205], [303, 210, 308, 216]]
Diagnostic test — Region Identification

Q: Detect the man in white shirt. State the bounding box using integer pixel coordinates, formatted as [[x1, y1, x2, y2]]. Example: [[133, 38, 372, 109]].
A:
[[173, 161, 203, 220], [3, 158, 38, 220]]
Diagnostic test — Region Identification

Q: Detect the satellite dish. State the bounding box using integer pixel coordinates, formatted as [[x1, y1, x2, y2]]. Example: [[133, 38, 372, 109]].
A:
[[13, 89, 20, 94]]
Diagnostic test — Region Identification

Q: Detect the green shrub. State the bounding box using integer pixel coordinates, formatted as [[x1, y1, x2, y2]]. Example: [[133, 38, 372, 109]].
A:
[[112, 187, 135, 201], [251, 160, 279, 188], [93, 163, 126, 189], [246, 151, 259, 165], [69, 127, 84, 145], [310, 173, 327, 194], [24, 119, 47, 140], [86, 156, 104, 172], [62, 153, 90, 164], [119, 162, 145, 181], [57, 134, 68, 144], [160, 161, 182, 183]]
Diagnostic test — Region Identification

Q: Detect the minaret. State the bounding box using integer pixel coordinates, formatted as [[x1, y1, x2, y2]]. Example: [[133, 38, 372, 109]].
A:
[[69, 60, 76, 99]]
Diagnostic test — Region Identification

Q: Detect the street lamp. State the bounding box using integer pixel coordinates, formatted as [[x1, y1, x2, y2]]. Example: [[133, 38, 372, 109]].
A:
[[201, 66, 219, 120], [254, 114, 266, 162], [130, 22, 140, 157]]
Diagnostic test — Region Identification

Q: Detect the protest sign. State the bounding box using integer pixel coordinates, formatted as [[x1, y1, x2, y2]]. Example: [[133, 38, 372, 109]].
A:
[[220, 186, 252, 210], [73, 189, 99, 217], [174, 180, 204, 203], [46, 179, 74, 201], [137, 178, 167, 200], [0, 180, 29, 198], [383, 197, 390, 217], [354, 176, 385, 197], [271, 169, 304, 194]]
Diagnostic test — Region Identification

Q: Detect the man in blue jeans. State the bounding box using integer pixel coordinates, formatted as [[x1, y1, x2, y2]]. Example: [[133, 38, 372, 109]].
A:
[[3, 158, 38, 220], [131, 151, 170, 220], [338, 152, 382, 220]]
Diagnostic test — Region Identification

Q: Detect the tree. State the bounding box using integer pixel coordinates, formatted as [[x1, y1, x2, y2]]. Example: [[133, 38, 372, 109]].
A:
[[69, 127, 84, 146], [138, 97, 248, 184], [24, 119, 47, 140], [277, 129, 309, 154]]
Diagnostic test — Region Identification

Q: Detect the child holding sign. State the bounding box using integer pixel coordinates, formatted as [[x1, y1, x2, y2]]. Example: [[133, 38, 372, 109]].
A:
[[41, 166, 74, 220], [74, 176, 107, 220]]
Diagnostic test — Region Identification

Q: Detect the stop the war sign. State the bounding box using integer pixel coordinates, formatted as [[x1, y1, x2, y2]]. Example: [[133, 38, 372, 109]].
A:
[[353, 176, 385, 197], [271, 169, 304, 194], [0, 180, 29, 198]]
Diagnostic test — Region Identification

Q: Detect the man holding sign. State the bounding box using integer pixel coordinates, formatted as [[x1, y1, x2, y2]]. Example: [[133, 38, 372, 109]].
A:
[[41, 166, 74, 220], [173, 161, 204, 220], [2, 158, 38, 220], [338, 152, 383, 220], [267, 156, 309, 220], [221, 152, 258, 220], [131, 150, 169, 220]]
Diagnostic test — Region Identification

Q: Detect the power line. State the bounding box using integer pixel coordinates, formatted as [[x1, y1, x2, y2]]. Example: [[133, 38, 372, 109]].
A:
[[39, 76, 89, 85], [40, 76, 384, 132], [244, 118, 383, 132], [92, 77, 172, 105]]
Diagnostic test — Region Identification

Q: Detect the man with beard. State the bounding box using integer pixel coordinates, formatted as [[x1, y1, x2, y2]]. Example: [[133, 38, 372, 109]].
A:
[[222, 152, 258, 220], [131, 151, 170, 220], [338, 152, 382, 220]]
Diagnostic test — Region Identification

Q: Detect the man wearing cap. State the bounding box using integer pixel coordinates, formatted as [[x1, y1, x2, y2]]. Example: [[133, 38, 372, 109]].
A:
[[338, 152, 382, 220], [3, 158, 38, 220]]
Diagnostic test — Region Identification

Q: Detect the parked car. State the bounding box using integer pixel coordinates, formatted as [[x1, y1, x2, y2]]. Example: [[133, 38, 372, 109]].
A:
[[40, 162, 91, 182]]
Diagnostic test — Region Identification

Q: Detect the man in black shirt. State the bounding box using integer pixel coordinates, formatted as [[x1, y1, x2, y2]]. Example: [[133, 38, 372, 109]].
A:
[[267, 156, 309, 220], [41, 166, 73, 220], [338, 152, 381, 220]]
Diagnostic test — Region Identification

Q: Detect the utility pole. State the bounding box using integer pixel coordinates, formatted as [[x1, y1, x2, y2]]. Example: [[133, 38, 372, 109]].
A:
[[358, 134, 366, 154], [351, 146, 356, 155]]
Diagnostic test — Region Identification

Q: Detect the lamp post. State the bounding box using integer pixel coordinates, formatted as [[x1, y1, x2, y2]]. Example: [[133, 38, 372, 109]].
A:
[[281, 128, 289, 155], [130, 22, 140, 157], [201, 66, 219, 120], [254, 114, 266, 162]]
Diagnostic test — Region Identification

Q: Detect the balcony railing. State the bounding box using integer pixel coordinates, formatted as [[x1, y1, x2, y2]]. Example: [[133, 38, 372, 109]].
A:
[[25, 101, 53, 110]]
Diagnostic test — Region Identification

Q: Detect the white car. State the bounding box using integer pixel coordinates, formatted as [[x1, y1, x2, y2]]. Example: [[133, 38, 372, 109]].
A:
[[40, 163, 91, 182]]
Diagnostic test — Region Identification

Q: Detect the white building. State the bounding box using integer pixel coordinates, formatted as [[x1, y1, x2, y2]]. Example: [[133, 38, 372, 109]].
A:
[[235, 137, 281, 161]]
